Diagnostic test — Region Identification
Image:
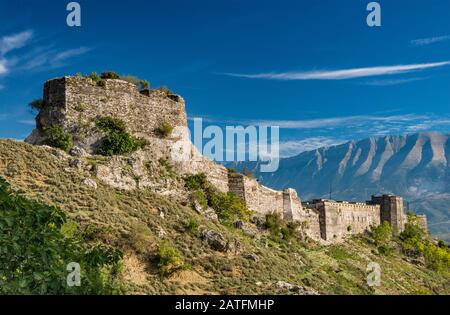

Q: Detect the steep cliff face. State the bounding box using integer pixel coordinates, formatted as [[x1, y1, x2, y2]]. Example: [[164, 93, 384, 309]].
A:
[[239, 133, 450, 241]]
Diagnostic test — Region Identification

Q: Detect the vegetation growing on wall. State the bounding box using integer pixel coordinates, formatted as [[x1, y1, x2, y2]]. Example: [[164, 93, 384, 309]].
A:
[[184, 173, 252, 225], [96, 116, 147, 156], [28, 99, 45, 112], [100, 71, 121, 80], [155, 121, 174, 138]]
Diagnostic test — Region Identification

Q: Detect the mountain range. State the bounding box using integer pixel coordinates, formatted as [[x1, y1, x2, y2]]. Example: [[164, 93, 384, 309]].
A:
[[232, 132, 450, 242]]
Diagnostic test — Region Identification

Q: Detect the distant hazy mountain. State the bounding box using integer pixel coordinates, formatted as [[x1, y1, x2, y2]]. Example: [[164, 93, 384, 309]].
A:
[[232, 132, 450, 242]]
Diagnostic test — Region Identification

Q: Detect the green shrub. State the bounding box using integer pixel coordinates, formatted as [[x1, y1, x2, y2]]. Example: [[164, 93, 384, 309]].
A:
[[420, 242, 450, 271], [44, 125, 73, 151], [265, 213, 283, 237], [88, 72, 101, 83], [158, 158, 176, 178], [156, 121, 174, 138], [400, 213, 426, 243], [100, 71, 120, 80], [281, 222, 299, 241], [370, 221, 392, 255], [96, 117, 147, 156], [120, 76, 150, 91], [209, 191, 252, 225], [184, 218, 200, 236], [29, 99, 45, 112], [371, 221, 392, 245], [265, 213, 299, 242], [398, 213, 450, 272], [157, 242, 184, 275], [184, 173, 251, 225], [184, 173, 208, 191], [138, 80, 150, 90], [0, 177, 124, 294], [96, 116, 127, 133], [192, 190, 208, 209], [74, 103, 87, 112], [97, 131, 144, 156]]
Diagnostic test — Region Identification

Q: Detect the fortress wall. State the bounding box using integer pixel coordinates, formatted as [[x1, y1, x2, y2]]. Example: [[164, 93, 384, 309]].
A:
[[242, 176, 285, 217], [307, 201, 380, 241], [283, 189, 321, 240], [229, 173, 322, 240], [39, 77, 187, 146], [416, 214, 428, 233], [228, 173, 284, 217]]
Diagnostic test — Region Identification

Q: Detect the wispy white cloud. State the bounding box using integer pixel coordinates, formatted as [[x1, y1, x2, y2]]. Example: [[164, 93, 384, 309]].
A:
[[364, 77, 426, 86], [246, 114, 427, 129], [279, 137, 347, 157], [0, 31, 34, 76], [411, 35, 450, 46], [0, 30, 92, 81], [0, 60, 7, 75], [222, 61, 450, 81], [54, 47, 91, 62], [0, 30, 33, 55]]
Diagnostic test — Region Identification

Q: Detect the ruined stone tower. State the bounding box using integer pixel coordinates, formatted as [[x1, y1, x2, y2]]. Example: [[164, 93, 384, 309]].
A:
[[370, 195, 406, 233]]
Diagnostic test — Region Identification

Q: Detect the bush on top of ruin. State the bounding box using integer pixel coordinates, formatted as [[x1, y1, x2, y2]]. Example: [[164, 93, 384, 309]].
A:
[[100, 71, 121, 80], [78, 71, 170, 95]]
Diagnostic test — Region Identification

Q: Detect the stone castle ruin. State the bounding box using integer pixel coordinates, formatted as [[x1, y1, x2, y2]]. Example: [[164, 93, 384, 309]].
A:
[[25, 75, 427, 243]]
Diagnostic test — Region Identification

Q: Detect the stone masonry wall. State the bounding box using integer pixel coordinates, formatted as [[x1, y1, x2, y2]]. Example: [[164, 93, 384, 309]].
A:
[[283, 189, 321, 240], [305, 201, 381, 241], [229, 173, 321, 239], [369, 195, 406, 234], [29, 76, 187, 153]]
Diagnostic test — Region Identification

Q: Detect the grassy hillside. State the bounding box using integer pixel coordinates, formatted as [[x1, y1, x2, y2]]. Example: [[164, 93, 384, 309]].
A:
[[0, 139, 449, 295]]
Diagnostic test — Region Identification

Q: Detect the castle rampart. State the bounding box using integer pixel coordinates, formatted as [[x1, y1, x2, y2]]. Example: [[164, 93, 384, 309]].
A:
[[304, 200, 381, 241], [25, 75, 426, 244], [227, 172, 321, 239]]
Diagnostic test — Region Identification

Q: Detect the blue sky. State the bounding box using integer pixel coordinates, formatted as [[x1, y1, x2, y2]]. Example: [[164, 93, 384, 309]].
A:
[[0, 0, 449, 157]]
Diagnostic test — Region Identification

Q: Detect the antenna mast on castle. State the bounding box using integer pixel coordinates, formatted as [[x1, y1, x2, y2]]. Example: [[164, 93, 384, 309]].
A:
[[329, 181, 332, 200]]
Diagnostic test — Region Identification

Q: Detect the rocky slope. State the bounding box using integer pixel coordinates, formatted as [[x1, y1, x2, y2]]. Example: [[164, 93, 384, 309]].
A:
[[0, 139, 449, 295], [234, 132, 450, 242]]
